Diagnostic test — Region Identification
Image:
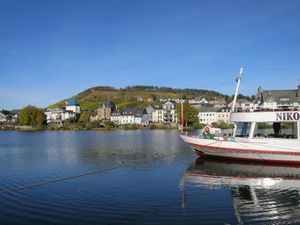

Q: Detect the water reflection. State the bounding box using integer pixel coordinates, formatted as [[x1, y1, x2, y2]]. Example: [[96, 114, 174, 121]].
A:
[[180, 158, 300, 224]]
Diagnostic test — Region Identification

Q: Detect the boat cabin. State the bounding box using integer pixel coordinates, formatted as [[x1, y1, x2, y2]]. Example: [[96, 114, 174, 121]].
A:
[[230, 111, 300, 140]]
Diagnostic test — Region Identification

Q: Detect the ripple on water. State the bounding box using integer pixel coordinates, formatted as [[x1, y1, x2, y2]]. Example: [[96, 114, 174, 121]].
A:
[[2, 131, 300, 224]]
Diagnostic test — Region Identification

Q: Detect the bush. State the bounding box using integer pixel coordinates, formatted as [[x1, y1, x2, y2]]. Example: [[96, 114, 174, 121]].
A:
[[192, 122, 204, 129], [123, 124, 137, 130], [91, 121, 99, 128], [104, 121, 115, 129]]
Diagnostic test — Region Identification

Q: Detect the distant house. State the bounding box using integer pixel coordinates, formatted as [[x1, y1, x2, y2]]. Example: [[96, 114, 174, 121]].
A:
[[146, 97, 155, 102], [90, 101, 116, 122], [137, 97, 144, 102], [66, 100, 81, 114], [216, 107, 231, 123], [0, 112, 7, 123], [162, 101, 177, 124], [145, 105, 156, 122], [151, 106, 164, 123], [198, 107, 231, 125], [256, 85, 300, 110], [110, 108, 149, 126], [188, 98, 208, 105], [0, 110, 18, 124], [148, 101, 178, 124], [45, 99, 80, 127], [198, 108, 217, 124], [45, 108, 76, 126]]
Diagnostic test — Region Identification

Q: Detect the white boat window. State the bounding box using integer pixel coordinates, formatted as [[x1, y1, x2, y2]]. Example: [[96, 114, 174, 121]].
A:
[[235, 123, 251, 138], [254, 122, 297, 139]]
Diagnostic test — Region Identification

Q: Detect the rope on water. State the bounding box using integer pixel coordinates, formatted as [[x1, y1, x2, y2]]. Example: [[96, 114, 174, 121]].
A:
[[0, 151, 185, 195], [0, 165, 127, 194]]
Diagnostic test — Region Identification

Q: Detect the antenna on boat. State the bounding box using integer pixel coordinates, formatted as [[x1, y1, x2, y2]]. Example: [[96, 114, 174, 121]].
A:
[[231, 67, 244, 112]]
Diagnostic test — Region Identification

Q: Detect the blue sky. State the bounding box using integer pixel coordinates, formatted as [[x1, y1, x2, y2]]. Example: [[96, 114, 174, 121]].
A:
[[1, 0, 300, 109]]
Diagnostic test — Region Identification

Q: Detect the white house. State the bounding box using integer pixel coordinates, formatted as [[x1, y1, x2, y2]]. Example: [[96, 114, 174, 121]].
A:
[[240, 100, 256, 112], [66, 100, 81, 114], [216, 107, 231, 123], [198, 107, 231, 125], [162, 101, 178, 124], [198, 109, 217, 124], [0, 112, 7, 122], [151, 106, 164, 123], [45, 99, 80, 126], [188, 98, 208, 105], [45, 108, 76, 124], [110, 108, 149, 126]]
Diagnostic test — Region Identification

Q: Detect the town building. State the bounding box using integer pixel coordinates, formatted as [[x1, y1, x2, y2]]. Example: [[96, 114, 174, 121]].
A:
[[162, 101, 178, 124], [110, 108, 149, 126], [198, 108, 217, 124], [188, 98, 208, 105], [256, 85, 300, 110], [216, 107, 231, 123], [45, 108, 76, 126], [0, 112, 7, 123], [151, 106, 164, 123], [145, 105, 155, 122], [240, 100, 256, 112], [66, 100, 81, 114], [145, 102, 178, 124], [198, 107, 231, 125], [90, 101, 116, 122], [45, 99, 80, 127]]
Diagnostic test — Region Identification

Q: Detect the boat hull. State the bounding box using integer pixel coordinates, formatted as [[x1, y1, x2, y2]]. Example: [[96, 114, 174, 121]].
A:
[[180, 134, 300, 163]]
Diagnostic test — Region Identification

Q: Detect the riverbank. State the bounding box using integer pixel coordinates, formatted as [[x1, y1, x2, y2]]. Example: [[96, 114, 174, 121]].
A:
[[0, 124, 180, 132]]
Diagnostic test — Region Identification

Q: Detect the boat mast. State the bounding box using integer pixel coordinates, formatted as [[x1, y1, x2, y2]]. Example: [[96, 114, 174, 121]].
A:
[[181, 100, 184, 132], [231, 67, 244, 112]]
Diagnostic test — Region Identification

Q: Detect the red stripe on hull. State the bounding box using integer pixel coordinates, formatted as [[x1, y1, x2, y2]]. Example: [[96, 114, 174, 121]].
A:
[[187, 141, 300, 155], [193, 149, 300, 164]]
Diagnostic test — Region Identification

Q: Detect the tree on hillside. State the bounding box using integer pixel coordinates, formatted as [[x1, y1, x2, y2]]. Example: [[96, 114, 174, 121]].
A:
[[18, 106, 46, 127], [176, 103, 198, 126]]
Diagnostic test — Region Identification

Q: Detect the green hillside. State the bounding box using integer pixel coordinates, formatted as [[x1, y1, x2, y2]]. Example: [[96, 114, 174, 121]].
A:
[[49, 85, 225, 111], [48, 85, 226, 122]]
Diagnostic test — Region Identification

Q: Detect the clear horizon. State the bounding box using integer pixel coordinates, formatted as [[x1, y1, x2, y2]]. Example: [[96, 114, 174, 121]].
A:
[[1, 0, 300, 109]]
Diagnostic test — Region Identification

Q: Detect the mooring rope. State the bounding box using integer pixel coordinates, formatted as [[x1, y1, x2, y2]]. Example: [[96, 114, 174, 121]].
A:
[[0, 151, 186, 195], [0, 164, 127, 194]]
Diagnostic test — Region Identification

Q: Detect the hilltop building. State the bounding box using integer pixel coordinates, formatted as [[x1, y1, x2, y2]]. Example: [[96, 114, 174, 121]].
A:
[[188, 98, 208, 105]]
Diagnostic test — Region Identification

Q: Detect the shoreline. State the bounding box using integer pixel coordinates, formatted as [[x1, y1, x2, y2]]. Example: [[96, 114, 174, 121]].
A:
[[0, 126, 180, 132]]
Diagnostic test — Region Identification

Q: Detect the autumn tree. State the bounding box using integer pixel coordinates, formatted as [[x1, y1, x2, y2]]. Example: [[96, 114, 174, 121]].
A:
[[176, 103, 198, 126], [18, 105, 46, 127]]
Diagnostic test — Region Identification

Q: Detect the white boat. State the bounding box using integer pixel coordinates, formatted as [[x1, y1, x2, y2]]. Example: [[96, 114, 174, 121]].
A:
[[180, 68, 300, 163]]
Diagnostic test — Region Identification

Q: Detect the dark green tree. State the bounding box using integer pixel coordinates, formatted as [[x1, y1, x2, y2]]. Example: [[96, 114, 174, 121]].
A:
[[18, 105, 46, 127]]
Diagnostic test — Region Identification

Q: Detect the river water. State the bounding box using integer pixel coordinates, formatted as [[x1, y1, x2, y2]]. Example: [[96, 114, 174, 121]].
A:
[[0, 130, 300, 225]]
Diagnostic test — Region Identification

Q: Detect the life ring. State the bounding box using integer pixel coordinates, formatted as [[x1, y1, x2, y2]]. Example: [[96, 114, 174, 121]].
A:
[[203, 125, 211, 134]]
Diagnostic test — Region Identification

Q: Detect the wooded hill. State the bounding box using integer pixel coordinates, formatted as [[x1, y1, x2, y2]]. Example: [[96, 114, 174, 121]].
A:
[[49, 85, 226, 111]]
